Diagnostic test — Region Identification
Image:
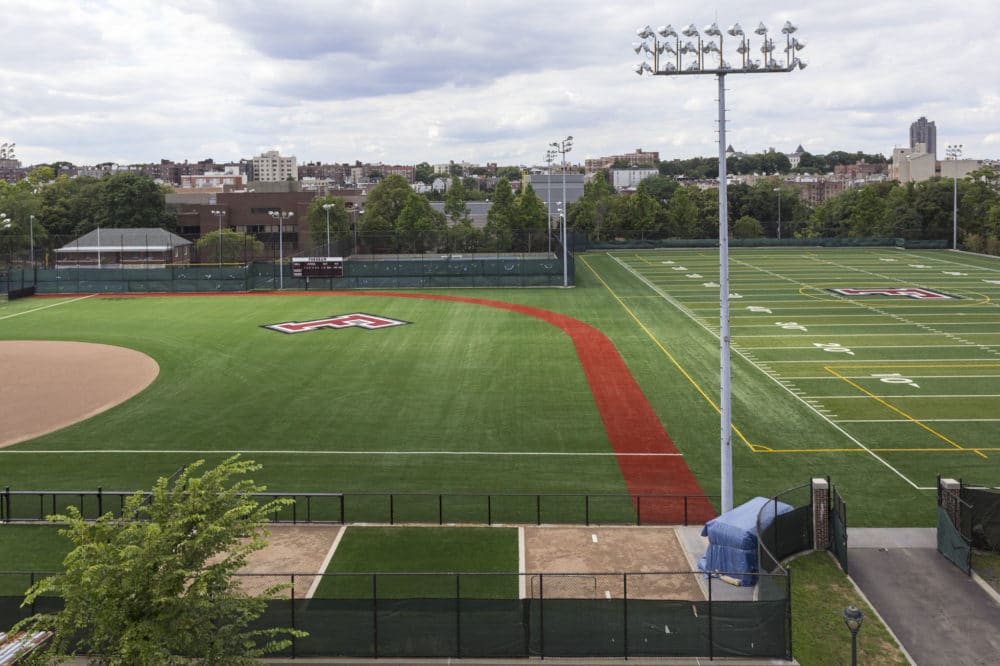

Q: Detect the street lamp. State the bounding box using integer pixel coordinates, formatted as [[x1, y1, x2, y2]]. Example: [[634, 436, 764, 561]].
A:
[[634, 18, 806, 513], [550, 136, 573, 288], [773, 187, 782, 240], [545, 149, 557, 256], [322, 203, 334, 256], [210, 209, 226, 267], [28, 214, 34, 268], [946, 144, 962, 250], [268, 210, 294, 290], [842, 604, 864, 666], [0, 214, 11, 267]]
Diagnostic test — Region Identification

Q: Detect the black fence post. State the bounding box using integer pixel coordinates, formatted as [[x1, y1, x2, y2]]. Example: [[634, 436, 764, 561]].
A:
[[372, 574, 379, 658], [290, 574, 297, 660], [708, 573, 714, 660], [623, 573, 629, 659], [97, 487, 102, 517], [455, 574, 461, 659]]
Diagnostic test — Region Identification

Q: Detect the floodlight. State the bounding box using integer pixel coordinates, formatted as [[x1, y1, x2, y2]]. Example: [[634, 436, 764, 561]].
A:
[[657, 24, 678, 38], [754, 22, 768, 35], [632, 42, 644, 54], [781, 20, 798, 34], [761, 38, 775, 53], [793, 58, 808, 70], [637, 25, 655, 39], [662, 41, 677, 55], [727, 23, 744, 37], [635, 62, 653, 75], [661, 62, 677, 72], [705, 22, 722, 37], [681, 40, 698, 54], [703, 42, 720, 53], [790, 38, 806, 51], [737, 42, 750, 55], [685, 60, 701, 71], [682, 23, 699, 37]]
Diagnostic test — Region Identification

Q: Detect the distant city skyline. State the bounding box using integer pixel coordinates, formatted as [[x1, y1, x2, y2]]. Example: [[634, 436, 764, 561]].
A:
[[0, 1, 997, 167]]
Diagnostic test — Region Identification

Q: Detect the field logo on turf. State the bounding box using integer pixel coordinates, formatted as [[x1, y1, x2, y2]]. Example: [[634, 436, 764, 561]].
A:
[[263, 313, 411, 334], [829, 287, 956, 300]]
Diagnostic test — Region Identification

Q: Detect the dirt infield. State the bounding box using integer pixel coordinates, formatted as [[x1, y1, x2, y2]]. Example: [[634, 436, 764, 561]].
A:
[[523, 526, 703, 600], [0, 340, 159, 448]]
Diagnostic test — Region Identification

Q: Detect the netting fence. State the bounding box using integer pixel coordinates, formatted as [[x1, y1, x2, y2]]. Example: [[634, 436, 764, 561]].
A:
[[0, 569, 789, 660]]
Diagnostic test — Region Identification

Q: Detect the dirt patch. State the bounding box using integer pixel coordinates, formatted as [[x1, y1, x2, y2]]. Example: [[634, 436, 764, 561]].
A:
[[235, 524, 343, 598], [0, 341, 159, 448], [523, 526, 703, 600]]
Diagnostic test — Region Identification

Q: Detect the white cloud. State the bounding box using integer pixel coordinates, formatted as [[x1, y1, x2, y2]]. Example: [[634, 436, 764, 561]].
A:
[[1, 0, 998, 166]]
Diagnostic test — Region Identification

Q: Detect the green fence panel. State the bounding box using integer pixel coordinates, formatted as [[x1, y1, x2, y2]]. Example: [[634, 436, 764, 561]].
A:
[[937, 506, 971, 574], [711, 599, 788, 658], [530, 598, 626, 658]]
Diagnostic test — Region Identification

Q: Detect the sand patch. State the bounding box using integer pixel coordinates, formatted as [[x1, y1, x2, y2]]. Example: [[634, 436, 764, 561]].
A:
[[0, 340, 159, 447]]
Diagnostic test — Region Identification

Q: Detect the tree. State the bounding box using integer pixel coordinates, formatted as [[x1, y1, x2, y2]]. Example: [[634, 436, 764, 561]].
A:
[[485, 177, 516, 249], [15, 457, 303, 665], [195, 229, 264, 264], [414, 162, 435, 185], [444, 177, 472, 225], [306, 196, 351, 253], [396, 191, 445, 252], [96, 172, 176, 230], [360, 174, 412, 251], [733, 215, 764, 238]]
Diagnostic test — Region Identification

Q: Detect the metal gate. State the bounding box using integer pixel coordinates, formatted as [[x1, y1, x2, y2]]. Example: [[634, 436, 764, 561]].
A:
[[829, 484, 848, 574]]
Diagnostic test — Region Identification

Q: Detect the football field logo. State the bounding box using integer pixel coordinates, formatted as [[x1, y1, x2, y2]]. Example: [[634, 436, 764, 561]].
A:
[[829, 287, 956, 300], [264, 313, 410, 334]]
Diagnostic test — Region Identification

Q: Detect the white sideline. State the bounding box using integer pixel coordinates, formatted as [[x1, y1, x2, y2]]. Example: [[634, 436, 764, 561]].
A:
[[0, 449, 684, 456], [0, 294, 96, 320], [305, 525, 347, 600]]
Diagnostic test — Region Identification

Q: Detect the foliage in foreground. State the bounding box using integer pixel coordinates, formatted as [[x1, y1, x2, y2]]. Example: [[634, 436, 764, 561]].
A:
[[14, 456, 304, 665]]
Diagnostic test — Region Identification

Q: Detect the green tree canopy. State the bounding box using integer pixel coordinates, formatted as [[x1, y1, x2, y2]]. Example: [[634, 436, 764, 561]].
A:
[[94, 172, 176, 230], [15, 456, 302, 665], [306, 196, 351, 254]]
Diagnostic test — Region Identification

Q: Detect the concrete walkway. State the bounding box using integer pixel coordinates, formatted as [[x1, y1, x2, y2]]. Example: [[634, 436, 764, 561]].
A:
[[847, 528, 1000, 666]]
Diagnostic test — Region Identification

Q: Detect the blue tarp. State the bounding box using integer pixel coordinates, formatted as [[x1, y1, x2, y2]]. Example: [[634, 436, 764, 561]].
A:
[[697, 496, 793, 586]]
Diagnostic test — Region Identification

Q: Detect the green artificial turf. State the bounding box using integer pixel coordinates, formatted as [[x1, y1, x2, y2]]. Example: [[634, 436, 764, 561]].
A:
[[312, 526, 518, 599]]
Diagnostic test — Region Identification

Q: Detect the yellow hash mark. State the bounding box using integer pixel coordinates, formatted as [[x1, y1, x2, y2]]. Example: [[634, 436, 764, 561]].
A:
[[579, 254, 758, 453], [754, 447, 997, 454], [824, 365, 988, 459]]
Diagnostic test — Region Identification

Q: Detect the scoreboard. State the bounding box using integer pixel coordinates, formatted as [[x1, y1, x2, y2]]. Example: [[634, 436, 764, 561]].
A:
[[292, 257, 344, 278]]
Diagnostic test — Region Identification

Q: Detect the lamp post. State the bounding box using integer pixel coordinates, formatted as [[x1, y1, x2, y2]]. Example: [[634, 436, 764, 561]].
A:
[[545, 149, 556, 256], [268, 210, 294, 290], [0, 214, 10, 268], [773, 187, 782, 240], [28, 214, 34, 268], [634, 19, 806, 513], [210, 209, 226, 267], [550, 136, 573, 288], [322, 203, 334, 256], [842, 604, 864, 666], [946, 144, 962, 250]]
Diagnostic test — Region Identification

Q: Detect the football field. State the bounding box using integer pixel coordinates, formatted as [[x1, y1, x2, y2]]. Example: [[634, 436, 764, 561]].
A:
[[1, 247, 997, 527]]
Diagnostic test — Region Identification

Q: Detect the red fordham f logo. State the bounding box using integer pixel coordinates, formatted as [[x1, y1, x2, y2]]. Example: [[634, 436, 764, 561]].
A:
[[264, 313, 410, 334], [829, 287, 956, 300]]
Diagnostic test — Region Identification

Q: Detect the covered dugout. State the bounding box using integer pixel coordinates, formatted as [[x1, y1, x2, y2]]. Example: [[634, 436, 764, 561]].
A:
[[698, 496, 793, 586]]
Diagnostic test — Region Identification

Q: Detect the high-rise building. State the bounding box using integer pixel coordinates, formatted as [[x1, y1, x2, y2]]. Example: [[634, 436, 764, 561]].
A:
[[250, 150, 298, 182], [909, 116, 937, 158]]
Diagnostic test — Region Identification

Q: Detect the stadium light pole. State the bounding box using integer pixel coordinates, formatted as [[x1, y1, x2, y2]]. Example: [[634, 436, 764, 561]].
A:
[[946, 144, 962, 250], [28, 214, 34, 268], [550, 136, 573, 287], [269, 210, 294, 290], [210, 209, 226, 267], [773, 187, 782, 240], [633, 19, 806, 513], [0, 214, 11, 268], [322, 203, 335, 256], [545, 149, 557, 256]]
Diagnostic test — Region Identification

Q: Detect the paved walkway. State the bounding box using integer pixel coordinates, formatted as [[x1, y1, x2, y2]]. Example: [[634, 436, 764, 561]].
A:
[[847, 528, 1000, 666]]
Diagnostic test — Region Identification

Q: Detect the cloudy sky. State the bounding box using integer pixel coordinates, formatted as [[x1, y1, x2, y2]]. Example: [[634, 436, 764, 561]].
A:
[[1, 0, 997, 168]]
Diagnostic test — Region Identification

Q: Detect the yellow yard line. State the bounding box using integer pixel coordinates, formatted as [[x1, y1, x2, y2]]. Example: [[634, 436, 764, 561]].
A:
[[824, 365, 988, 459], [580, 255, 756, 452]]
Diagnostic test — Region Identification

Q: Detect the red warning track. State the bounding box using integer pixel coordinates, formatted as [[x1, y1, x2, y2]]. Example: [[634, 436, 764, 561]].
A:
[[44, 290, 717, 523]]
